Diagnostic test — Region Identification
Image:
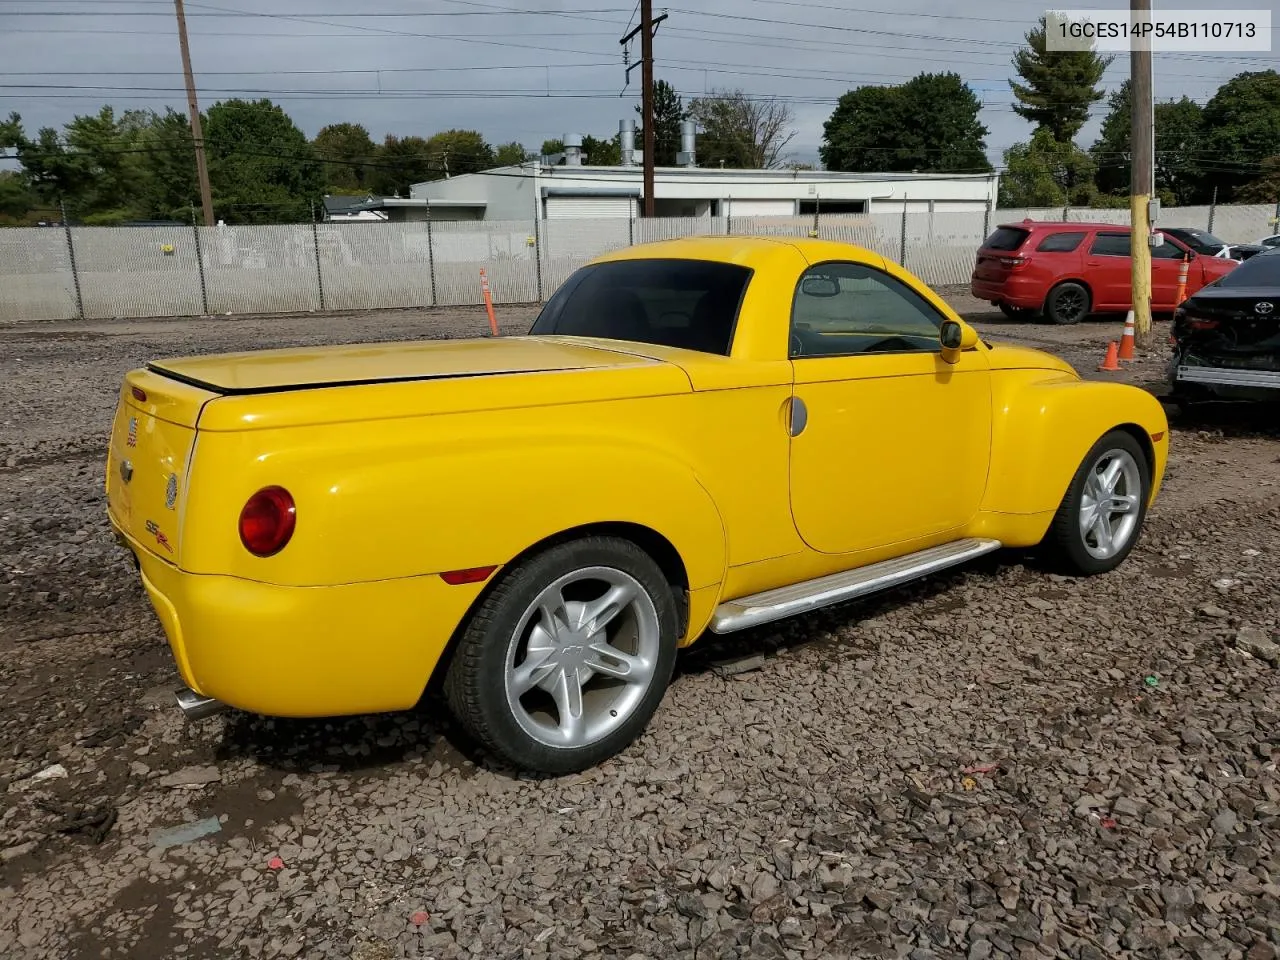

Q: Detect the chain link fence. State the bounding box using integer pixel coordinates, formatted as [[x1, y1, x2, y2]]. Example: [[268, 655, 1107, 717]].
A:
[[2, 203, 1278, 323]]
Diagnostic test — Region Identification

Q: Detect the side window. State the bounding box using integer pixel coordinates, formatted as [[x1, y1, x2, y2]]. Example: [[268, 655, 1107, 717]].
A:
[[790, 261, 945, 359], [1036, 231, 1086, 252], [1150, 236, 1187, 259], [1089, 232, 1131, 257]]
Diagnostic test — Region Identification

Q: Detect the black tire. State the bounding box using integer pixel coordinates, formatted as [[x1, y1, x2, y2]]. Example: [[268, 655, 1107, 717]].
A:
[[1044, 281, 1090, 325], [443, 536, 679, 774], [998, 302, 1037, 321], [1041, 429, 1151, 575]]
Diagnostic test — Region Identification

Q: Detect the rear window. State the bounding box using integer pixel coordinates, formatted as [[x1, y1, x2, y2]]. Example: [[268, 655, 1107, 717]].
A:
[[530, 258, 752, 355], [982, 227, 1029, 251], [1036, 231, 1086, 252], [1090, 232, 1131, 257], [1170, 228, 1227, 255], [1216, 248, 1280, 287]]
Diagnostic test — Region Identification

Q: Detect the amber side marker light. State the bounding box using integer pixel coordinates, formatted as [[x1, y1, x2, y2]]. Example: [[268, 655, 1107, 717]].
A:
[[440, 566, 497, 585], [239, 486, 296, 557], [1151, 432, 1165, 442]]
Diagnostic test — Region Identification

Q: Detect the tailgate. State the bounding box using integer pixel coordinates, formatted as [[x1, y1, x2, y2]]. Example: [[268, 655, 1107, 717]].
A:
[[106, 368, 218, 563], [973, 251, 1014, 282]]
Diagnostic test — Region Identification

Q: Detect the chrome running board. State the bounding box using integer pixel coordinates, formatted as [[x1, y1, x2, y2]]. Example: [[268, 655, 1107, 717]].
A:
[[709, 538, 1003, 634]]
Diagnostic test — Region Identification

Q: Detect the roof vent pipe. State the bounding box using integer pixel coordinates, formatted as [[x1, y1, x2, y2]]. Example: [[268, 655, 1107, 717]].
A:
[[677, 120, 697, 168], [563, 133, 583, 166], [619, 119, 636, 167]]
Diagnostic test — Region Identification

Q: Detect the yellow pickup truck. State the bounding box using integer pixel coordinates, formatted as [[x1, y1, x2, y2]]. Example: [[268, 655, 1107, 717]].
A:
[[106, 236, 1168, 773]]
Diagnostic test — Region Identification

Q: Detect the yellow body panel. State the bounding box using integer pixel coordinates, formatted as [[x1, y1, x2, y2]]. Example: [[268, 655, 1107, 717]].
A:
[[106, 236, 1169, 719]]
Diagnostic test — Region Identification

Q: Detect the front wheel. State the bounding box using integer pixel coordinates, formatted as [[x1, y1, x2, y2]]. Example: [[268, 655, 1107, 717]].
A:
[[1041, 430, 1151, 575], [444, 537, 680, 774]]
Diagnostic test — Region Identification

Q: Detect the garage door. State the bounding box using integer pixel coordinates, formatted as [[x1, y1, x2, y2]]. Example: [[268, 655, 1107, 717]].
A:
[[545, 196, 636, 219], [726, 199, 795, 217]]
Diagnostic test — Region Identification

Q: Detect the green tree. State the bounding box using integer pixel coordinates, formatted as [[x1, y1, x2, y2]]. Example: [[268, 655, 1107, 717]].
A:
[[537, 134, 619, 165], [636, 79, 686, 165], [1200, 70, 1280, 200], [1091, 81, 1205, 204], [425, 129, 494, 176], [1010, 15, 1112, 142], [999, 128, 1098, 207], [370, 135, 436, 196], [133, 108, 201, 220], [687, 89, 796, 169], [581, 133, 621, 165], [1238, 155, 1280, 203], [313, 122, 378, 193], [0, 170, 38, 223], [203, 98, 322, 223], [11, 106, 157, 222], [494, 141, 530, 166], [820, 73, 991, 173]]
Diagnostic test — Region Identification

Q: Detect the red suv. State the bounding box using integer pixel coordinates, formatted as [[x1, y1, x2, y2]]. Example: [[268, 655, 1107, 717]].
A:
[[970, 220, 1238, 324]]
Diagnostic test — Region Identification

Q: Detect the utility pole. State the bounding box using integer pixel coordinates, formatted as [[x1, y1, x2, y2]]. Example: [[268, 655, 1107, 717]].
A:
[[174, 0, 214, 227], [1130, 0, 1154, 348], [621, 2, 667, 218]]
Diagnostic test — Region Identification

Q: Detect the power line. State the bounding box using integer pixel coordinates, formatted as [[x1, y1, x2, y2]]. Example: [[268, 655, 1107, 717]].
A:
[[0, 62, 619, 76], [0, 6, 635, 14]]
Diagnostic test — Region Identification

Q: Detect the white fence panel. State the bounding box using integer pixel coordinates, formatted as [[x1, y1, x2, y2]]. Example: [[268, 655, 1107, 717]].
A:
[[430, 219, 537, 306], [3, 203, 1278, 323], [0, 228, 78, 322], [1205, 204, 1275, 244], [74, 226, 205, 319], [200, 224, 321, 315], [317, 222, 434, 311], [539, 218, 629, 296]]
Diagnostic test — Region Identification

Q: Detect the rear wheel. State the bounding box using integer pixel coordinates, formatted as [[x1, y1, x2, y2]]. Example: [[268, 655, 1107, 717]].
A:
[[444, 537, 679, 774], [1045, 282, 1090, 325], [1042, 430, 1151, 575]]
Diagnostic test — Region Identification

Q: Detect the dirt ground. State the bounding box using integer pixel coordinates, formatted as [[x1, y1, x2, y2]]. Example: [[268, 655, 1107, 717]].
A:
[[2, 291, 1279, 960]]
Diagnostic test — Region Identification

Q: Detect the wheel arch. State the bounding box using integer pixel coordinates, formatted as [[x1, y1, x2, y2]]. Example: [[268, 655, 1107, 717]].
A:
[[422, 520, 700, 702], [982, 373, 1169, 522], [1112, 421, 1156, 482], [1047, 276, 1094, 306]]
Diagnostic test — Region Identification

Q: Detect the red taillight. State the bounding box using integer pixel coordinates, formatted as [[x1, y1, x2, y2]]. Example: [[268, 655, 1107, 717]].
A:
[[440, 566, 497, 585], [131, 386, 148, 403], [1189, 319, 1219, 331], [998, 256, 1027, 269], [238, 486, 296, 557]]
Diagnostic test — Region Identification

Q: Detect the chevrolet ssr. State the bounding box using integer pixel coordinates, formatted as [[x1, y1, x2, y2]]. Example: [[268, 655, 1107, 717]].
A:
[[106, 237, 1169, 773]]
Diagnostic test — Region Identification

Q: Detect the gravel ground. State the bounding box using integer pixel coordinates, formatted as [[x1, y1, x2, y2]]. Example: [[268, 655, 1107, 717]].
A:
[[2, 291, 1280, 960]]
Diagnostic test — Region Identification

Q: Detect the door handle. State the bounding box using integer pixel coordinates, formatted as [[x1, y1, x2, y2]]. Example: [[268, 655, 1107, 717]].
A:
[[787, 397, 808, 437]]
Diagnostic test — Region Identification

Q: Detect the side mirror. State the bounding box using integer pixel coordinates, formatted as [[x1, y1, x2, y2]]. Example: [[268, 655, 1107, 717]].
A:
[[940, 319, 978, 364]]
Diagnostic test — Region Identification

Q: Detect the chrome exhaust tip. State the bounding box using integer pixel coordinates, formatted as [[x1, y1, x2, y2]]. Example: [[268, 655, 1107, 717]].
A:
[[175, 687, 229, 721]]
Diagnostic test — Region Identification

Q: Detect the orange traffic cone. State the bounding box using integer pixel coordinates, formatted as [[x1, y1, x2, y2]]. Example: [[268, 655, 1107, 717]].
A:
[[1098, 340, 1122, 371], [1117, 310, 1136, 361]]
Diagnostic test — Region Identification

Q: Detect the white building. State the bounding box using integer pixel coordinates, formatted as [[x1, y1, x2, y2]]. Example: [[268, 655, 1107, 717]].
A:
[[411, 163, 999, 222], [409, 127, 999, 222]]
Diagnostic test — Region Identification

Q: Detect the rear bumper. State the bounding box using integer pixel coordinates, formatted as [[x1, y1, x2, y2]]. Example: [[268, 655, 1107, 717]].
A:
[[970, 277, 1041, 308], [1174, 365, 1280, 390], [110, 514, 486, 717]]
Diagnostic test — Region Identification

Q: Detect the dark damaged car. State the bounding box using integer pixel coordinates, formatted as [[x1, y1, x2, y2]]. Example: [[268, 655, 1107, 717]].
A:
[[1169, 247, 1280, 404]]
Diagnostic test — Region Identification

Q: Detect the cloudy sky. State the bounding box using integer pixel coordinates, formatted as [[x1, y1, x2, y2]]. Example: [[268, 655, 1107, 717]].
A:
[[1, 0, 1276, 169]]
